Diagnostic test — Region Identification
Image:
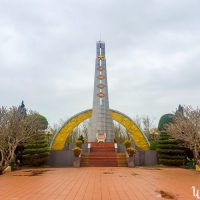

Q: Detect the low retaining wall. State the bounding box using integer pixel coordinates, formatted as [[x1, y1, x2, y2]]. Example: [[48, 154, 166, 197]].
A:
[[134, 150, 158, 166], [49, 150, 74, 167], [49, 145, 158, 167], [118, 144, 158, 166]]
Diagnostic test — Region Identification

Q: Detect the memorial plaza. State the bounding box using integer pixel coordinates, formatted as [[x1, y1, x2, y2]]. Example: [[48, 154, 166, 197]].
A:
[[1, 167, 199, 200]]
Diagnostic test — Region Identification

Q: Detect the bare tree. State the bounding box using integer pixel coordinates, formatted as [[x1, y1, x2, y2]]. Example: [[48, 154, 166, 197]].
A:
[[133, 115, 156, 140], [0, 106, 41, 168], [133, 115, 142, 129], [114, 122, 130, 144], [51, 118, 66, 134], [142, 115, 152, 138], [165, 106, 200, 164], [79, 120, 89, 143], [0, 107, 8, 167]]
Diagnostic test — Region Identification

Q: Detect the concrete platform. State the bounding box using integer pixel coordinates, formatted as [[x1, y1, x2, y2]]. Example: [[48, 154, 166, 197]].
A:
[[0, 167, 199, 199]]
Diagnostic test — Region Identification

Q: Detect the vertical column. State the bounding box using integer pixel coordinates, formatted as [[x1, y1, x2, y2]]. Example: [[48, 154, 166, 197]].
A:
[[88, 41, 114, 142]]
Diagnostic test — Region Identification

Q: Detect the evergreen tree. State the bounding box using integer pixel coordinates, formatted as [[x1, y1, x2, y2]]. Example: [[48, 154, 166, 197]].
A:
[[157, 113, 185, 166], [157, 134, 185, 166], [23, 132, 50, 166], [18, 100, 27, 118]]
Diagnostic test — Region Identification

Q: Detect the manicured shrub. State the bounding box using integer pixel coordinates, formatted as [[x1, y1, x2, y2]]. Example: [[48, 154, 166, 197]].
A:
[[72, 147, 82, 157], [156, 134, 185, 166], [150, 140, 158, 150], [75, 140, 83, 148], [34, 114, 48, 130], [158, 114, 174, 132], [157, 114, 186, 166], [78, 135, 84, 144], [124, 140, 131, 148], [23, 132, 50, 166], [126, 147, 136, 157]]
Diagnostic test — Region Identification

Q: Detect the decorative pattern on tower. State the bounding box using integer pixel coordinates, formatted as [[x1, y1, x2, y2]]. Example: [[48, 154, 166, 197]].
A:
[[88, 41, 114, 142]]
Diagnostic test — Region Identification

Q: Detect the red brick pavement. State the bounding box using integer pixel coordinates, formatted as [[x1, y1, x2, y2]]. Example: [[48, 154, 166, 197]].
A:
[[0, 167, 199, 200]]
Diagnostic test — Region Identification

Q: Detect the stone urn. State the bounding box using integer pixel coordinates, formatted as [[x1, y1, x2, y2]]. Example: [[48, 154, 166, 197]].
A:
[[73, 157, 81, 168], [126, 147, 136, 168]]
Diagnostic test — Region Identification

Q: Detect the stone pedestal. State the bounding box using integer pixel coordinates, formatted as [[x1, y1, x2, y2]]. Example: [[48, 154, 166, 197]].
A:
[[127, 157, 135, 168], [73, 157, 80, 168]]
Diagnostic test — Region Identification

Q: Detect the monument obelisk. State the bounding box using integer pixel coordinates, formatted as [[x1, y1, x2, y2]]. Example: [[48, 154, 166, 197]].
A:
[[88, 41, 114, 142]]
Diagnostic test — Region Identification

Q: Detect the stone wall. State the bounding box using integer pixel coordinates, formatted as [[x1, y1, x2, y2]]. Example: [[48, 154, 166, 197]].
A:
[[49, 145, 158, 167], [48, 150, 74, 167]]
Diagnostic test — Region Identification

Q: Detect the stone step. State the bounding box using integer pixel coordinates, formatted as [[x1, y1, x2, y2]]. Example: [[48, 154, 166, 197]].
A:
[[80, 143, 127, 167], [90, 142, 114, 147], [91, 148, 114, 152]]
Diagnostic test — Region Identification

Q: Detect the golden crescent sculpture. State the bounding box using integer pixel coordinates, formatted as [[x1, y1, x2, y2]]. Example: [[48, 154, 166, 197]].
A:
[[51, 109, 149, 151]]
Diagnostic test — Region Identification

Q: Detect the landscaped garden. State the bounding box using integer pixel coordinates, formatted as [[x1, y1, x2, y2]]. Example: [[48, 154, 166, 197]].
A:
[[0, 103, 200, 199]]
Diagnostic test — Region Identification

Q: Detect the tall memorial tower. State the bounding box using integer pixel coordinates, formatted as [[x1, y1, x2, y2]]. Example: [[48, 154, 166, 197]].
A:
[[88, 41, 114, 142]]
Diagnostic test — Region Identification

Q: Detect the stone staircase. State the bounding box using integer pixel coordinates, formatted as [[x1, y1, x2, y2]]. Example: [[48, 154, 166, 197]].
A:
[[81, 142, 127, 167]]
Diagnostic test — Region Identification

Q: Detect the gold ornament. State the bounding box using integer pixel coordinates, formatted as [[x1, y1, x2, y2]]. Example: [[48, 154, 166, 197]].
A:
[[97, 83, 105, 89], [97, 66, 104, 71], [51, 110, 149, 151], [97, 75, 104, 80], [98, 54, 104, 60], [97, 92, 105, 97]]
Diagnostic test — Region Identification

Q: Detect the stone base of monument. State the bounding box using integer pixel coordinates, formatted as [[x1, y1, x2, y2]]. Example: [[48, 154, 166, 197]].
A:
[[73, 157, 80, 168], [48, 147, 158, 167]]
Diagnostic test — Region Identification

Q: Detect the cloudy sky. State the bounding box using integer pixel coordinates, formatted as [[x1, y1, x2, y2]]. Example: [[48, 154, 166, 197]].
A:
[[0, 0, 200, 127]]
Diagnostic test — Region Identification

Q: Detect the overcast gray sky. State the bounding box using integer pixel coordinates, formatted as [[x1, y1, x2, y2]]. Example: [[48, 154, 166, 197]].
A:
[[0, 0, 200, 126]]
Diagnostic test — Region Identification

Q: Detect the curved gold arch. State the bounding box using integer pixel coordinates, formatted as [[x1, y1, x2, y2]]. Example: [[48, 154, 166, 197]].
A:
[[51, 109, 149, 150]]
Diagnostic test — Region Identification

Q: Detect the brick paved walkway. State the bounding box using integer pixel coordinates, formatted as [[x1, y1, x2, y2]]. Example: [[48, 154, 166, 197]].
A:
[[0, 167, 199, 200]]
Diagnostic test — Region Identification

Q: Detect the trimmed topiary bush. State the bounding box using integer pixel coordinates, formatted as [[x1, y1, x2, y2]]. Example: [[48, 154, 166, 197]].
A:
[[72, 147, 82, 157], [150, 140, 158, 150], [75, 140, 83, 148], [157, 113, 186, 166], [158, 114, 174, 132], [23, 132, 50, 166], [124, 140, 131, 148], [126, 147, 136, 157], [156, 134, 185, 166], [78, 135, 84, 144]]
